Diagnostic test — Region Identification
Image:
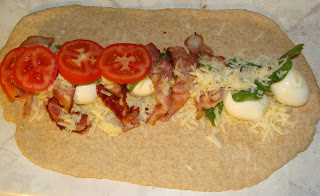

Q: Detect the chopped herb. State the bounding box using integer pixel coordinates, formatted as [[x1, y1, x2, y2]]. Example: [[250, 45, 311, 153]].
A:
[[159, 52, 171, 60], [203, 102, 223, 126], [54, 45, 62, 50], [126, 82, 139, 92]]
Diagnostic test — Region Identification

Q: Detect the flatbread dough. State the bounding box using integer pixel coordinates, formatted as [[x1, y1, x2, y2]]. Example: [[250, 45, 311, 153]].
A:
[[0, 5, 319, 192]]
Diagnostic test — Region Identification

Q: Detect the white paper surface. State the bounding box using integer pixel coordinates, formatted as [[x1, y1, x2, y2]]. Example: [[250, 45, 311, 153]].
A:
[[0, 0, 319, 195]]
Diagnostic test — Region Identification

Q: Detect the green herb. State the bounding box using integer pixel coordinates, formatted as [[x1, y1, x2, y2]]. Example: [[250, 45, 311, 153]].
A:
[[203, 102, 223, 126], [126, 82, 139, 92], [54, 45, 62, 50], [159, 52, 171, 60], [268, 57, 292, 84], [279, 44, 304, 59]]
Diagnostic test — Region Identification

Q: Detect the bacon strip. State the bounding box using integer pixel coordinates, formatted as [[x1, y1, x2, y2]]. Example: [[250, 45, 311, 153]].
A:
[[52, 85, 75, 112], [185, 33, 226, 65], [147, 73, 173, 125], [145, 43, 160, 62], [20, 36, 54, 47], [97, 84, 140, 131], [195, 89, 224, 119], [159, 46, 197, 121], [47, 97, 90, 133]]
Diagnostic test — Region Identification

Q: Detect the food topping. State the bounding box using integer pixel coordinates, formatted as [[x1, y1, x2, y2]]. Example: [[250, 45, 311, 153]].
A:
[[20, 36, 54, 47], [96, 43, 152, 84], [74, 83, 98, 105], [270, 67, 309, 106], [0, 47, 27, 100], [57, 39, 103, 85], [0, 34, 309, 144], [13, 45, 58, 92], [97, 84, 140, 131], [130, 76, 155, 97]]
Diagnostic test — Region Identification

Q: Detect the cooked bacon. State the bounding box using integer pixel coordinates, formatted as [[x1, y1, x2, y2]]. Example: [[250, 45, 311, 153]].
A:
[[22, 92, 34, 118], [97, 84, 140, 131], [20, 36, 54, 47], [185, 33, 227, 66], [147, 73, 173, 125], [145, 43, 160, 62], [70, 112, 90, 134], [184, 33, 203, 56], [107, 84, 122, 98], [158, 57, 174, 80], [195, 89, 224, 119], [46, 97, 90, 133], [47, 97, 63, 122], [185, 33, 213, 58], [52, 85, 75, 112], [157, 46, 197, 121]]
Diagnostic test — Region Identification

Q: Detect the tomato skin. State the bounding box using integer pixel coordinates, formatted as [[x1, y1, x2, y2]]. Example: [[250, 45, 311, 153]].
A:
[[13, 45, 58, 92], [57, 39, 103, 85], [96, 43, 152, 84], [0, 47, 26, 100]]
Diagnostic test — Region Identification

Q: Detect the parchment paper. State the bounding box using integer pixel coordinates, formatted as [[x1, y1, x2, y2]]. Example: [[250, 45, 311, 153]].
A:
[[0, 0, 319, 195]]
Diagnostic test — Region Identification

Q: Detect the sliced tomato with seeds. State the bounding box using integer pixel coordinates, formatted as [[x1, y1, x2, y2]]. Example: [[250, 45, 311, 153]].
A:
[[13, 45, 58, 92], [0, 47, 26, 100], [57, 39, 103, 85], [96, 43, 152, 84]]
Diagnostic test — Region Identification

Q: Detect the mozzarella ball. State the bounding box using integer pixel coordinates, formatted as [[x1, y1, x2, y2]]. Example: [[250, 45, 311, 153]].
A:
[[270, 67, 309, 106], [224, 91, 269, 120], [131, 76, 155, 97], [74, 83, 98, 104]]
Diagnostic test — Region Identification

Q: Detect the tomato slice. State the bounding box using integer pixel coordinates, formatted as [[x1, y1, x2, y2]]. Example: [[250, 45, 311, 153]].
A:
[[13, 45, 58, 92], [0, 47, 26, 100], [96, 43, 152, 84], [57, 39, 103, 85]]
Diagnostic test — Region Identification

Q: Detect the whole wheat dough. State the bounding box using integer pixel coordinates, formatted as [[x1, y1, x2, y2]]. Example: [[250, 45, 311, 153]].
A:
[[0, 5, 319, 192]]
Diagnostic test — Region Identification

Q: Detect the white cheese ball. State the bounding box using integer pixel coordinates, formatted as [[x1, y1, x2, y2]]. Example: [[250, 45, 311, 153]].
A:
[[270, 67, 309, 106], [131, 76, 155, 97], [224, 91, 269, 120], [74, 83, 98, 104]]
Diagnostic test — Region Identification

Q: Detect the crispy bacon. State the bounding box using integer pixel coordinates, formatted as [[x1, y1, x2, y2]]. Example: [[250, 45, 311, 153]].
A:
[[97, 84, 140, 131], [195, 89, 224, 119], [107, 84, 122, 98], [52, 85, 75, 112], [46, 97, 90, 133], [47, 97, 63, 122], [20, 36, 54, 47]]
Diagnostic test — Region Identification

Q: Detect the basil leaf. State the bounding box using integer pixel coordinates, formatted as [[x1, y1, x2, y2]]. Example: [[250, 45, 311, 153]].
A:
[[54, 45, 62, 50], [255, 80, 271, 92], [203, 102, 223, 126], [280, 44, 304, 59], [268, 57, 292, 83], [126, 82, 139, 92], [159, 52, 171, 61], [232, 88, 264, 102]]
